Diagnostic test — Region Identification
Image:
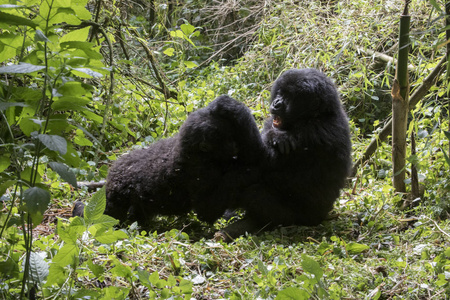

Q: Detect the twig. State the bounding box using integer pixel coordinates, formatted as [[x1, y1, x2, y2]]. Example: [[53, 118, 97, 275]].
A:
[[423, 215, 450, 239]]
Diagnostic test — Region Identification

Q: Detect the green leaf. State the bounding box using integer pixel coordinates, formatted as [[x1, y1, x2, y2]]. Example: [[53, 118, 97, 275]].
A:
[[301, 255, 323, 279], [179, 279, 193, 294], [61, 141, 81, 167], [0, 180, 16, 198], [87, 260, 105, 278], [92, 228, 126, 244], [52, 243, 79, 267], [275, 287, 309, 300], [71, 67, 103, 78], [257, 260, 269, 275], [48, 162, 77, 188], [60, 27, 90, 43], [0, 155, 10, 172], [180, 24, 195, 36], [57, 81, 92, 97], [0, 33, 23, 62], [84, 187, 106, 222], [0, 63, 45, 74], [346, 242, 370, 254], [51, 96, 90, 111], [442, 149, 450, 167], [137, 268, 152, 288], [163, 47, 175, 57], [444, 131, 450, 140], [19, 117, 41, 136], [444, 247, 450, 257], [56, 218, 79, 244], [37, 134, 67, 155], [60, 41, 103, 59], [81, 110, 103, 123], [149, 271, 160, 286], [111, 261, 133, 279], [45, 264, 66, 287], [35, 30, 50, 42], [0, 257, 19, 278], [170, 30, 184, 39], [0, 11, 36, 28], [23, 187, 50, 216], [88, 215, 119, 236], [0, 101, 27, 111], [27, 252, 49, 284], [103, 286, 129, 299], [184, 61, 198, 69], [427, 0, 442, 12]]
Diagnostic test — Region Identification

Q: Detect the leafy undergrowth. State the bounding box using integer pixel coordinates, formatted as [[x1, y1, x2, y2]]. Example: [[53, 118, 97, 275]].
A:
[[2, 124, 450, 299]]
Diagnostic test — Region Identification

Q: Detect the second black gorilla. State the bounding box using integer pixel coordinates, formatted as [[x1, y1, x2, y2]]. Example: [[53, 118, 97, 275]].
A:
[[217, 68, 352, 241]]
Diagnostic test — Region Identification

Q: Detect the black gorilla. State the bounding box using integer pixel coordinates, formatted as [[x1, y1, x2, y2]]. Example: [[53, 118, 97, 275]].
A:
[[217, 68, 352, 241], [104, 95, 263, 227]]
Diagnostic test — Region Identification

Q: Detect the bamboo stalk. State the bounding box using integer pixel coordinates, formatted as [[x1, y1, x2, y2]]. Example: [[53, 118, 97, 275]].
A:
[[391, 1, 411, 193]]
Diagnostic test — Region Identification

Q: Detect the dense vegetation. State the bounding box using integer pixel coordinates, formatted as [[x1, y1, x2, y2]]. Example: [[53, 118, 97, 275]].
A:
[[0, 0, 450, 299]]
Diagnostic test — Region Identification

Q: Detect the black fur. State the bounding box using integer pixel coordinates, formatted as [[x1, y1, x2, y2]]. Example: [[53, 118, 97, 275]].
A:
[[104, 95, 263, 226], [218, 68, 352, 240]]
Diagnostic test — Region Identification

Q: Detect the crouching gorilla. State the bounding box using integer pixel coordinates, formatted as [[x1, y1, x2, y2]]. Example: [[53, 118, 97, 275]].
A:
[[104, 95, 264, 227], [216, 68, 352, 241]]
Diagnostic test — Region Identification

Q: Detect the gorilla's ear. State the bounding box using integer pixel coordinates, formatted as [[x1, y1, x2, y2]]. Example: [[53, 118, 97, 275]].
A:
[[199, 141, 213, 152]]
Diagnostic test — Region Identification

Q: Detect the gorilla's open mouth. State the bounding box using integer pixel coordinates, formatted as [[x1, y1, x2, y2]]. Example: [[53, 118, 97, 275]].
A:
[[272, 115, 283, 129]]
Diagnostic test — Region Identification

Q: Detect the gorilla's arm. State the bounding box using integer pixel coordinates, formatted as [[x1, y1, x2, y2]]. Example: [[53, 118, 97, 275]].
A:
[[207, 95, 266, 163], [262, 118, 298, 155]]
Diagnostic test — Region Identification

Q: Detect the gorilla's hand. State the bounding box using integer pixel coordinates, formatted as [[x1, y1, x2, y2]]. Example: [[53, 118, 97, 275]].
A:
[[265, 129, 297, 154]]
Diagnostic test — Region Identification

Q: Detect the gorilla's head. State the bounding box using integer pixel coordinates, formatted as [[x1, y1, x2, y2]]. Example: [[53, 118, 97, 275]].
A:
[[177, 107, 239, 163], [270, 68, 340, 130]]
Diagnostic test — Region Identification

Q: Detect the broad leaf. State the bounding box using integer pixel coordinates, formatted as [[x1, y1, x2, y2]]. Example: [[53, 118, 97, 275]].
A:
[[51, 96, 90, 111], [346, 242, 370, 254], [0, 102, 27, 111], [0, 11, 36, 27], [0, 63, 45, 74], [87, 260, 105, 278], [301, 255, 323, 279], [35, 30, 50, 42], [27, 252, 49, 284], [45, 264, 66, 287], [37, 134, 67, 155], [442, 149, 450, 167], [444, 130, 450, 140], [163, 48, 175, 57], [184, 61, 198, 69], [0, 257, 19, 278], [180, 23, 195, 36], [23, 187, 50, 216], [48, 162, 77, 188], [0, 156, 11, 173], [110, 261, 133, 279], [23, 187, 51, 226], [60, 27, 90, 43], [92, 228, 127, 244], [71, 67, 103, 78], [84, 187, 106, 222], [275, 287, 309, 300], [52, 243, 79, 267]]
